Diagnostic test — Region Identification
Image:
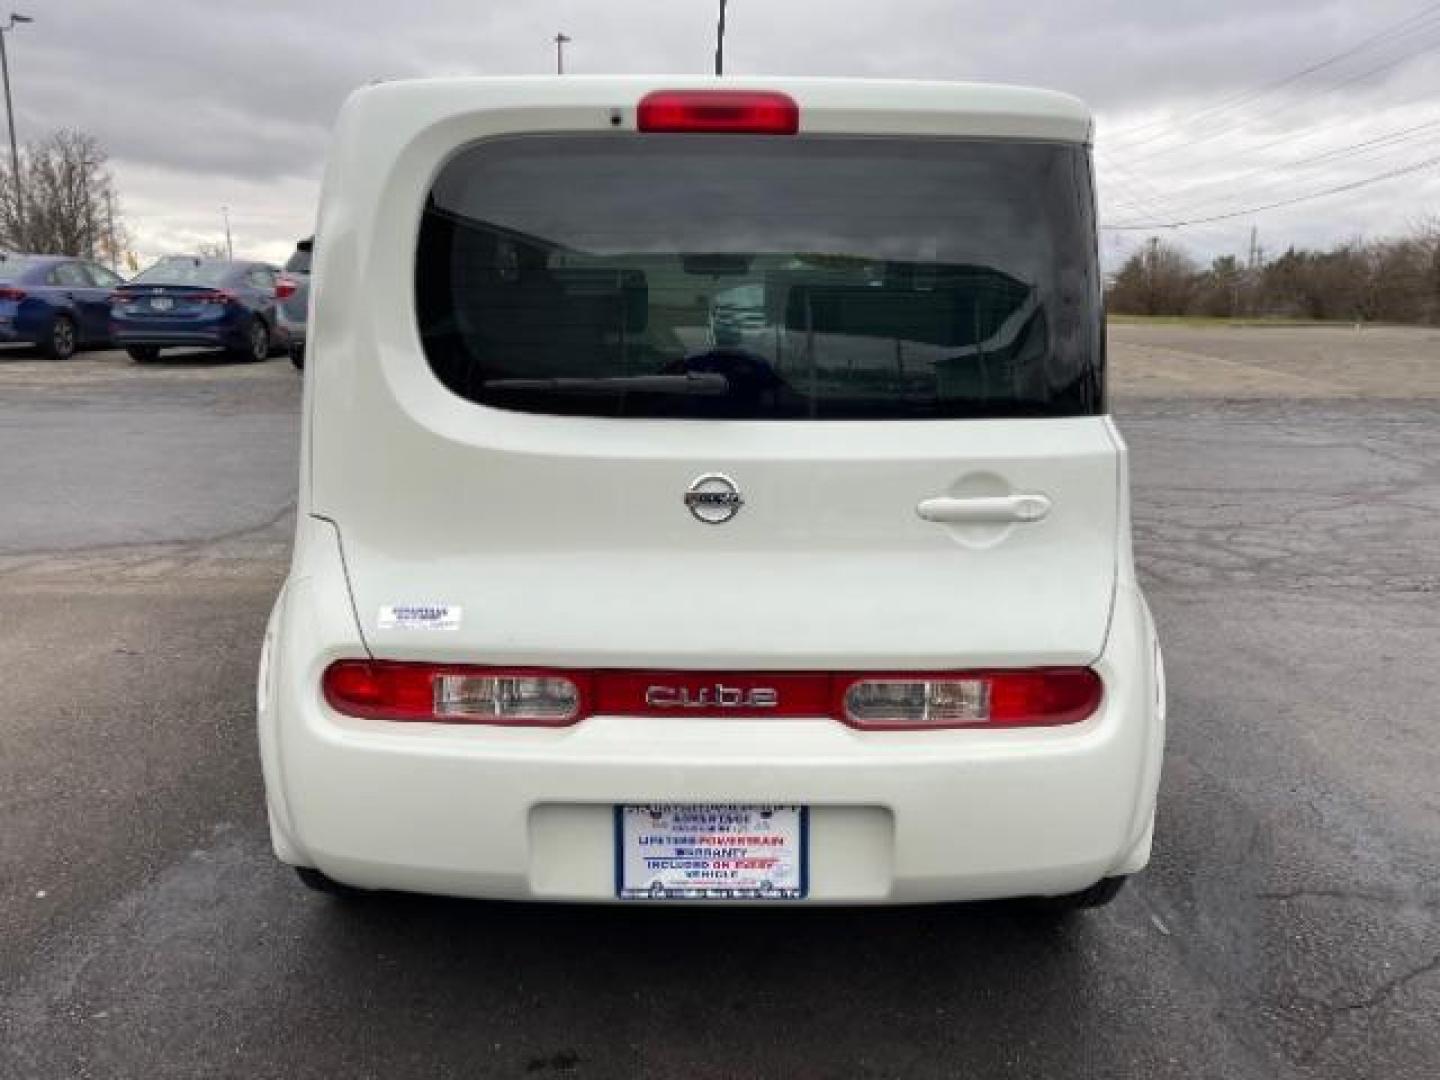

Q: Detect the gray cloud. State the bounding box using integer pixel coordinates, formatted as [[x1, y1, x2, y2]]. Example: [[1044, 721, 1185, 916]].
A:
[[11, 0, 1440, 265]]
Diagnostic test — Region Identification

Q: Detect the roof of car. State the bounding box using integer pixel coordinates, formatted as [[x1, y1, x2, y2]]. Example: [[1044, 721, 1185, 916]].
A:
[[151, 256, 275, 269], [0, 253, 71, 263], [343, 75, 1093, 144]]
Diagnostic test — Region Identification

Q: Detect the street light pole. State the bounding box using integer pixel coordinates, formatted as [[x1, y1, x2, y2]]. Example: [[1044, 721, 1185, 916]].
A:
[[554, 32, 570, 75], [715, 0, 727, 76], [221, 205, 233, 260], [0, 14, 33, 248]]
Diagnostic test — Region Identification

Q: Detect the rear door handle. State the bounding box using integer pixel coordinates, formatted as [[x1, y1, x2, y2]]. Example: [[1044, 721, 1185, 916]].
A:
[[916, 493, 1052, 525]]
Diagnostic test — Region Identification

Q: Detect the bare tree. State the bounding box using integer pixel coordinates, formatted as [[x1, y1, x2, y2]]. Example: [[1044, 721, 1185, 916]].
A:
[[1106, 221, 1440, 325], [1106, 238, 1197, 316], [1193, 255, 1245, 318], [1412, 215, 1440, 324], [0, 129, 130, 262]]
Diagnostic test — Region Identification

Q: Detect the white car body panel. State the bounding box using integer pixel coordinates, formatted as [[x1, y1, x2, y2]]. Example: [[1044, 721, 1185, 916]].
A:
[[261, 75, 1163, 904]]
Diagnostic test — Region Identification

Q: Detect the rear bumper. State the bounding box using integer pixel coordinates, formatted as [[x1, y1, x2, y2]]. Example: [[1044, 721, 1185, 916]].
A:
[[276, 308, 306, 342], [259, 525, 1164, 904], [0, 309, 47, 343], [113, 328, 243, 348]]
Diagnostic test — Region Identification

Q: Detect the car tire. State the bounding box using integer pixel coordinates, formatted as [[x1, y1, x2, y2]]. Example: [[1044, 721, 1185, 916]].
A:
[[294, 866, 368, 899], [126, 345, 161, 363], [1029, 875, 1128, 913], [290, 344, 305, 371], [41, 315, 78, 360], [229, 318, 270, 363]]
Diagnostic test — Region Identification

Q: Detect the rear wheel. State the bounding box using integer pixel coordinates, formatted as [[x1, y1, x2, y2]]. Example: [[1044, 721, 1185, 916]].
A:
[[294, 866, 368, 899], [126, 345, 160, 363], [230, 318, 270, 363], [41, 315, 77, 360], [1029, 876, 1128, 913]]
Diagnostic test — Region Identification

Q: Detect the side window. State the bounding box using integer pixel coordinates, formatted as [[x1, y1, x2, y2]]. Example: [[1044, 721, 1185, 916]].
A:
[[247, 268, 276, 290], [87, 264, 123, 288], [49, 263, 89, 287]]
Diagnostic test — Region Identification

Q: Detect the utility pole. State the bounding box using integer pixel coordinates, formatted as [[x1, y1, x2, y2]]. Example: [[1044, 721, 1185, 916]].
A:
[[221, 205, 233, 260], [104, 186, 118, 272], [1145, 236, 1160, 315], [82, 177, 95, 258], [1240, 225, 1259, 318], [715, 0, 727, 76], [554, 32, 570, 75], [0, 14, 33, 248]]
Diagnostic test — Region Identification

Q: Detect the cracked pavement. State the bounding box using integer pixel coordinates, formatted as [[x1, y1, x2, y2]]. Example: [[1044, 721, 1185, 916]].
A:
[[1, 329, 1438, 1078]]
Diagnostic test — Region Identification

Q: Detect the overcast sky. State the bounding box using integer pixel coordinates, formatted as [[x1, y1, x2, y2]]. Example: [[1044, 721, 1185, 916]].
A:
[[13, 0, 1440, 268]]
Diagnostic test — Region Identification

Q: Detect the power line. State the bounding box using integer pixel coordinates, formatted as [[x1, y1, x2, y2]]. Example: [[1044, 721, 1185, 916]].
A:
[[1113, 24, 1440, 166], [1105, 0, 1440, 147], [1096, 150, 1250, 247], [1095, 151, 1185, 219], [1101, 116, 1440, 216], [1286, 116, 1440, 167], [1103, 151, 1440, 229], [1176, 111, 1440, 181]]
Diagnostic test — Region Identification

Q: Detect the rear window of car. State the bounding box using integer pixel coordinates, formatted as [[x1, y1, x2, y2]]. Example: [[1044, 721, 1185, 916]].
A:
[[416, 134, 1102, 420], [284, 246, 312, 275], [132, 259, 234, 287], [0, 255, 41, 282]]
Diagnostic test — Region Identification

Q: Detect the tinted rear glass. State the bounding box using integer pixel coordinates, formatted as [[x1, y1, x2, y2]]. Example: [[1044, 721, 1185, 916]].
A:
[[284, 247, 312, 274], [132, 259, 235, 287], [416, 135, 1101, 420], [0, 256, 41, 282]]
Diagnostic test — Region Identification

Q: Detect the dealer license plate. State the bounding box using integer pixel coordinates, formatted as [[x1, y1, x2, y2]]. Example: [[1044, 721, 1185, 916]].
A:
[[616, 804, 808, 900]]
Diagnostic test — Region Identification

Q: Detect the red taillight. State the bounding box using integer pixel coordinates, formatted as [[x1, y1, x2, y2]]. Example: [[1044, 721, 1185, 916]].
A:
[[637, 90, 799, 135], [274, 277, 298, 300], [0, 286, 26, 301], [321, 662, 1101, 729], [838, 669, 1103, 729]]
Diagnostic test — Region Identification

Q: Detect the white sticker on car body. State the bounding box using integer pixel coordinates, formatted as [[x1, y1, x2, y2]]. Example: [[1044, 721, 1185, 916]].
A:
[[378, 604, 462, 631]]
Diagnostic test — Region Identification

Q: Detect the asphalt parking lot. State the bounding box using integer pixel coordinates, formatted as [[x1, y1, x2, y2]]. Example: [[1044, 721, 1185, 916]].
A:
[[2, 326, 1438, 1079]]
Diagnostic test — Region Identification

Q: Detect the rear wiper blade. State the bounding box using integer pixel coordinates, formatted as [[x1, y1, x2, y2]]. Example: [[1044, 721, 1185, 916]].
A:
[[483, 373, 730, 395]]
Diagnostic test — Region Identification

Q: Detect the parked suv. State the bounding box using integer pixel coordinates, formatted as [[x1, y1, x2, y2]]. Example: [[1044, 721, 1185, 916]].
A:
[[277, 237, 311, 369], [258, 77, 1165, 910]]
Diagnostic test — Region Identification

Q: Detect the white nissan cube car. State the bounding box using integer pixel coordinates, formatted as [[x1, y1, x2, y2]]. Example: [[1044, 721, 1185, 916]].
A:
[[258, 76, 1165, 910]]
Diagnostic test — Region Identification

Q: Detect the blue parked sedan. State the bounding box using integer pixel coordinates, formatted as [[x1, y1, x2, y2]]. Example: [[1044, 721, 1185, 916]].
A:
[[111, 257, 287, 363], [0, 253, 126, 359]]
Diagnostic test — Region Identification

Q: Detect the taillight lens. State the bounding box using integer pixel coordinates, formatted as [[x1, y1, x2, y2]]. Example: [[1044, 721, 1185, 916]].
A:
[[321, 662, 1100, 729], [0, 286, 26, 301], [637, 90, 799, 134], [840, 669, 1103, 729], [843, 679, 990, 726], [108, 291, 134, 307], [274, 277, 298, 300], [433, 673, 580, 721], [322, 662, 584, 725], [192, 289, 236, 305]]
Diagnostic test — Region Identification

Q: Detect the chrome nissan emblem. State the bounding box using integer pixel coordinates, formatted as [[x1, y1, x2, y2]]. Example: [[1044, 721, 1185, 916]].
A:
[[684, 473, 744, 525]]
